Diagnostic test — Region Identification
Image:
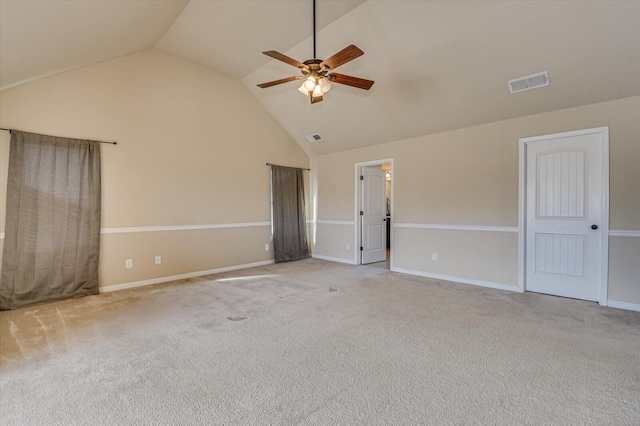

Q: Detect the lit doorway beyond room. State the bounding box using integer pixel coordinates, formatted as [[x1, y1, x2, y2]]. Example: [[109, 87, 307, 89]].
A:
[[355, 159, 393, 268]]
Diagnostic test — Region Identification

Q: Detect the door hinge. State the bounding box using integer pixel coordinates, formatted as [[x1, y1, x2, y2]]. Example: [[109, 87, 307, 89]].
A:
[[360, 211, 363, 216], [360, 175, 364, 180], [360, 246, 363, 251]]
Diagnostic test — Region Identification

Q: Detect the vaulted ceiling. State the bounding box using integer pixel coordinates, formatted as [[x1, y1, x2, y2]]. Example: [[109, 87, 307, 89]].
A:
[[2, 1, 639, 156]]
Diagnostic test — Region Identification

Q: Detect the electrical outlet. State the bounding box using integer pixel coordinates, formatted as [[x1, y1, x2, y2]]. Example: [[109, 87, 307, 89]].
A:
[[346, 243, 350, 250], [264, 244, 270, 251], [155, 256, 161, 265], [431, 253, 438, 261], [125, 259, 133, 268]]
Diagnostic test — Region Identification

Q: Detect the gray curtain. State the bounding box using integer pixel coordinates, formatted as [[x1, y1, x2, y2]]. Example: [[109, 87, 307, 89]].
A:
[[271, 165, 309, 263], [0, 131, 101, 310]]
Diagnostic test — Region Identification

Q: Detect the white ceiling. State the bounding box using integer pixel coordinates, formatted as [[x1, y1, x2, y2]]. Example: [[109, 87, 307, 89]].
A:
[[0, 0, 189, 89], [156, 0, 365, 78], [2, 1, 640, 156], [243, 0, 640, 155]]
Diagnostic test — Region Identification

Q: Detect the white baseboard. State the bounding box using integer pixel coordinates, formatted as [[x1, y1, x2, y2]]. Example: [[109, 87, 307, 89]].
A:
[[607, 300, 640, 312], [311, 254, 358, 265], [100, 260, 275, 293], [391, 267, 520, 293]]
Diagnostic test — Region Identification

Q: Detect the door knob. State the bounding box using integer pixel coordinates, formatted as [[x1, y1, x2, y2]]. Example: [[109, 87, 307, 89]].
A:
[[591, 224, 598, 230]]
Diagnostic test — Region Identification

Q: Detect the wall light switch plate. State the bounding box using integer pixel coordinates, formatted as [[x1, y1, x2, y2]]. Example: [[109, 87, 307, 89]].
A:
[[125, 259, 133, 268], [431, 253, 438, 261], [346, 243, 350, 250], [155, 256, 161, 265], [265, 244, 270, 251]]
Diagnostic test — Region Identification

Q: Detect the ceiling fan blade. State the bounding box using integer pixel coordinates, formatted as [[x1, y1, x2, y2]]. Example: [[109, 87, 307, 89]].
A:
[[257, 76, 301, 89], [329, 73, 375, 90], [320, 45, 364, 70], [262, 51, 306, 69]]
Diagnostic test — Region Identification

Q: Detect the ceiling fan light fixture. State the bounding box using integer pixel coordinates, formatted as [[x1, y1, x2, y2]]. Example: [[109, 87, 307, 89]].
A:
[[318, 77, 331, 93], [312, 84, 323, 98], [298, 83, 310, 96], [303, 76, 317, 91]]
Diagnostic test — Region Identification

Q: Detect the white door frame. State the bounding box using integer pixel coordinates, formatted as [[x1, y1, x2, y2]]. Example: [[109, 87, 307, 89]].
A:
[[354, 158, 394, 267], [518, 127, 609, 305]]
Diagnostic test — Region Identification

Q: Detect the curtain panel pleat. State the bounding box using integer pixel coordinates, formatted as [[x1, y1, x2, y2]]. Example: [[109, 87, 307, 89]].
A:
[[272, 165, 309, 263], [0, 131, 101, 310]]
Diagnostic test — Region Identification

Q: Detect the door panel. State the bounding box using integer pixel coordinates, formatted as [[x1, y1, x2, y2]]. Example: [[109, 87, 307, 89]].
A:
[[361, 166, 387, 264], [526, 133, 604, 301], [535, 234, 585, 277], [537, 150, 585, 218]]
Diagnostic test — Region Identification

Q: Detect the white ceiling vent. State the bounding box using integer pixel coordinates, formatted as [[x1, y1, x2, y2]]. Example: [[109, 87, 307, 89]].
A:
[[305, 133, 324, 143], [508, 71, 549, 94]]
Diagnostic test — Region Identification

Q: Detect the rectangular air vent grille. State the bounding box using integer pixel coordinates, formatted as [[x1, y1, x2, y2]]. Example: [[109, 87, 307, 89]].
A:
[[305, 133, 324, 143], [508, 71, 549, 94]]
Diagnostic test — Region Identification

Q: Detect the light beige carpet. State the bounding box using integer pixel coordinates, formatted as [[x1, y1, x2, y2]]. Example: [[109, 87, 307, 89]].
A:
[[1, 258, 639, 425]]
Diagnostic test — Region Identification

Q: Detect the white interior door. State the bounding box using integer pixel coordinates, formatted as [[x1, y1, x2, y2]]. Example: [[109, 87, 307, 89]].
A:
[[361, 166, 387, 264], [525, 130, 606, 301]]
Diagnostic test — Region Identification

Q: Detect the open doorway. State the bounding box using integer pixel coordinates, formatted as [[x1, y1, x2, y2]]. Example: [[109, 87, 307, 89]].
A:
[[355, 159, 393, 269]]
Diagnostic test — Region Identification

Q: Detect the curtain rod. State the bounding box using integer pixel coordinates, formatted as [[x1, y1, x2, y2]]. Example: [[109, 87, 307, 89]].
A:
[[0, 127, 117, 145], [266, 163, 310, 171]]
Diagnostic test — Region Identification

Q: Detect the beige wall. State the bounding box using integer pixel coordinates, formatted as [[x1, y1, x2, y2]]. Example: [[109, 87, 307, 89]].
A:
[[312, 223, 356, 263], [0, 48, 637, 306], [311, 96, 640, 304], [0, 49, 309, 288], [394, 228, 519, 287]]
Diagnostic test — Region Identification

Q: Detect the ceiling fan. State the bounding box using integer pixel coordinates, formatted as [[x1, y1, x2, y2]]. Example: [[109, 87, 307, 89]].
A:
[[257, 0, 374, 104]]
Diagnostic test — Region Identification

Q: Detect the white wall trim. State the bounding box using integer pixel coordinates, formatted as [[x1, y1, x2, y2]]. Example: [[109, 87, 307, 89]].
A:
[[394, 223, 518, 233], [518, 134, 526, 294], [100, 260, 275, 293], [391, 267, 520, 293], [8, 225, 630, 240], [609, 230, 640, 238], [519, 126, 610, 305], [7, 225, 633, 239], [607, 300, 640, 312], [313, 220, 356, 226], [311, 254, 358, 265], [100, 222, 270, 235]]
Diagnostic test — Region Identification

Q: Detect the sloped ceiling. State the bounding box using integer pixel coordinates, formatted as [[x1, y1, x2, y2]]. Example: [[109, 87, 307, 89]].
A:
[[1, 1, 639, 156], [156, 0, 365, 78], [242, 0, 640, 155], [0, 0, 189, 89]]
